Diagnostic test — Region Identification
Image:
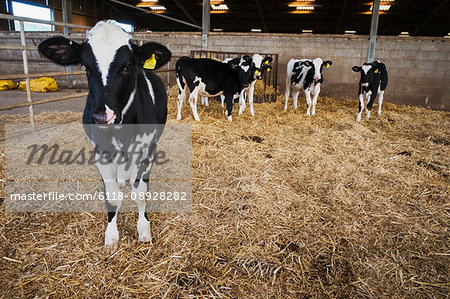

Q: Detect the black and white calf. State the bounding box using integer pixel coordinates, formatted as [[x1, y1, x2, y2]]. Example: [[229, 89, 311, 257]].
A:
[[352, 61, 388, 121], [284, 58, 332, 115], [216, 54, 273, 116], [38, 20, 171, 247], [176, 57, 252, 121]]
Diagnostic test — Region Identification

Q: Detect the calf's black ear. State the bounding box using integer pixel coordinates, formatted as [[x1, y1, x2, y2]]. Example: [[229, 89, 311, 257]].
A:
[[263, 56, 273, 65], [323, 60, 332, 68], [242, 55, 252, 65], [136, 42, 172, 70], [38, 37, 82, 65], [351, 66, 361, 72], [263, 64, 272, 72]]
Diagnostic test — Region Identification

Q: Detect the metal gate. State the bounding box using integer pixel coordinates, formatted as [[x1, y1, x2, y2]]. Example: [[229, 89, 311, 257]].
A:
[[190, 50, 278, 103]]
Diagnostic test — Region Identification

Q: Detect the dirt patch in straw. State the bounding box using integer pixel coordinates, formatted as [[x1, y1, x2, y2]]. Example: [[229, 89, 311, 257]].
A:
[[0, 88, 449, 297]]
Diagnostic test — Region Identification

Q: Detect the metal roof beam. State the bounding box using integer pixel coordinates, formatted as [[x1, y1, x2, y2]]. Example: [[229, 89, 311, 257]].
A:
[[413, 0, 449, 36], [255, 0, 269, 33], [171, 0, 199, 27], [108, 0, 201, 30], [336, 0, 349, 34]]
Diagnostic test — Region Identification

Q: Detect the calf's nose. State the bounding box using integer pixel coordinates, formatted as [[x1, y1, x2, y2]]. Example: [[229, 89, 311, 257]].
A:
[[92, 110, 116, 124], [313, 75, 321, 80], [92, 111, 109, 124]]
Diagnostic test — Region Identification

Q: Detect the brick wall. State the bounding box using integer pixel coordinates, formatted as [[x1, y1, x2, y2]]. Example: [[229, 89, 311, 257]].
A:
[[1, 31, 449, 110]]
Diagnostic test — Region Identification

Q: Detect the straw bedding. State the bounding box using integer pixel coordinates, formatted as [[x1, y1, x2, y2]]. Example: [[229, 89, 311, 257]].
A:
[[0, 87, 448, 298]]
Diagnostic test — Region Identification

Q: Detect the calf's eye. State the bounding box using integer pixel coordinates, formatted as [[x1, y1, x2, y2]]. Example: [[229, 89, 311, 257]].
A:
[[121, 62, 132, 75]]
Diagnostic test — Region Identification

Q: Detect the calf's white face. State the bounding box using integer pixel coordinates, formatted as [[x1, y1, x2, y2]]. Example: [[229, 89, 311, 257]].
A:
[[251, 54, 273, 80], [312, 57, 323, 80], [87, 21, 132, 86]]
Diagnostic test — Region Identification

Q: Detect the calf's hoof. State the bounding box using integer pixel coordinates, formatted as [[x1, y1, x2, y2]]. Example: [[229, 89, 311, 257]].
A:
[[104, 225, 119, 249], [137, 219, 152, 243]]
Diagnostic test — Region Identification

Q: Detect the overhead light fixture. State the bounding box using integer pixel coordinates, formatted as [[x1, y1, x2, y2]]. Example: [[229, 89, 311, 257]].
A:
[[210, 0, 224, 4], [210, 1, 228, 13], [213, 28, 223, 32], [150, 5, 166, 11], [371, 5, 391, 11], [302, 29, 313, 33], [296, 6, 314, 10], [289, 1, 316, 13], [251, 28, 262, 32], [345, 30, 356, 34], [288, 0, 315, 6], [211, 4, 228, 10], [137, 0, 159, 7]]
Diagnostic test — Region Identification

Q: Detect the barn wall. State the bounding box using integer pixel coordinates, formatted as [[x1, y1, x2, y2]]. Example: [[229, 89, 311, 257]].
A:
[[0, 31, 449, 110], [139, 32, 449, 111]]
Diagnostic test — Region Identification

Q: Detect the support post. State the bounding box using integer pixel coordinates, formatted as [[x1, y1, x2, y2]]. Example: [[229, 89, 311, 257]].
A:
[[202, 0, 210, 50], [20, 20, 35, 126], [367, 0, 380, 63], [62, 0, 73, 87]]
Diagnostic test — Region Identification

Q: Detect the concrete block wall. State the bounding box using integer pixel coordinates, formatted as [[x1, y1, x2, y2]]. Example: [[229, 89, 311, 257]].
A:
[[0, 31, 449, 110]]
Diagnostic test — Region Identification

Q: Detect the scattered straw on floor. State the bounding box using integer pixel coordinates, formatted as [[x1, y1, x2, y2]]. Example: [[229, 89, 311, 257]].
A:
[[0, 89, 449, 297]]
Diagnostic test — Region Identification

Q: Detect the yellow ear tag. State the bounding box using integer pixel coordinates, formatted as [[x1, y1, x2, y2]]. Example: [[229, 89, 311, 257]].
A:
[[326, 63, 330, 68], [267, 67, 271, 72], [144, 54, 156, 70], [265, 60, 269, 65], [374, 68, 379, 73], [255, 70, 260, 75]]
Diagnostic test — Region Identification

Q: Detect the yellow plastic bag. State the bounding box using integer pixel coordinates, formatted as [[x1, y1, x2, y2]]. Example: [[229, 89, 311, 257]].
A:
[[18, 77, 58, 92], [0, 80, 17, 91]]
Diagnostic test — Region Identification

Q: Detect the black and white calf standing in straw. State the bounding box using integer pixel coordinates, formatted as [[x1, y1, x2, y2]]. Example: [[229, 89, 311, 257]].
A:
[[352, 61, 388, 121], [38, 20, 171, 247], [176, 57, 252, 121], [217, 54, 273, 116], [284, 58, 332, 115]]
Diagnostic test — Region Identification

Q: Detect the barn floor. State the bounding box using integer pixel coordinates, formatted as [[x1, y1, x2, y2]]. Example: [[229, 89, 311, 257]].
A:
[[0, 89, 449, 297]]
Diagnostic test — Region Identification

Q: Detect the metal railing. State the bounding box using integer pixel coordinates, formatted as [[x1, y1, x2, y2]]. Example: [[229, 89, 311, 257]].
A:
[[0, 14, 178, 126], [0, 14, 91, 126]]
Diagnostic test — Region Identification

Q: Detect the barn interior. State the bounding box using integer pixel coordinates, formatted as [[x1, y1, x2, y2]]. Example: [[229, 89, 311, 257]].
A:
[[0, 1, 449, 298]]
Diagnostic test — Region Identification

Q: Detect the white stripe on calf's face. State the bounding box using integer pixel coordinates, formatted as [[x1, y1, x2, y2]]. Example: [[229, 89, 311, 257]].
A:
[[252, 54, 263, 68], [312, 58, 323, 80], [362, 64, 372, 75], [87, 20, 131, 86]]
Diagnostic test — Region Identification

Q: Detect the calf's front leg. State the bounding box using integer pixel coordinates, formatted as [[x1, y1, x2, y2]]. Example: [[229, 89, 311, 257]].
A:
[[356, 93, 364, 122], [304, 88, 312, 116], [96, 160, 122, 248]]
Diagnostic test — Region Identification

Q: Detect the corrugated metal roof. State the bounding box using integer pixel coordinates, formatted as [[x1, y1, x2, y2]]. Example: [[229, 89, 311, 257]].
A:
[[115, 0, 450, 36]]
